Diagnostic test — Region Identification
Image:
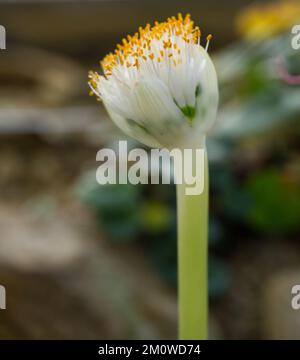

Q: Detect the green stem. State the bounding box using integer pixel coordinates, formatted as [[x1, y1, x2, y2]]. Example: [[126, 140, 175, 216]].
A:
[[176, 149, 209, 340]]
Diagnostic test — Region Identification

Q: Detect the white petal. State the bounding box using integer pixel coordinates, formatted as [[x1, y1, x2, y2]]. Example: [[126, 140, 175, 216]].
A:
[[194, 46, 219, 132], [131, 78, 190, 147], [104, 101, 163, 148]]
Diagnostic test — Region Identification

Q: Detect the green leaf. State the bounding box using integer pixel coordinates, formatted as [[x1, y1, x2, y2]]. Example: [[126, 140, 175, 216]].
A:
[[209, 257, 231, 299], [247, 169, 300, 234]]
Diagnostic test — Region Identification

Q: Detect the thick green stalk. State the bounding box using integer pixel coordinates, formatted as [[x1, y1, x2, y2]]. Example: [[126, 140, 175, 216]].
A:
[[176, 150, 209, 340]]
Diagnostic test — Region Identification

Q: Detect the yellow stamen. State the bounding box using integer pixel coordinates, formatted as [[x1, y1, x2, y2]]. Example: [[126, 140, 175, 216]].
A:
[[90, 14, 212, 79]]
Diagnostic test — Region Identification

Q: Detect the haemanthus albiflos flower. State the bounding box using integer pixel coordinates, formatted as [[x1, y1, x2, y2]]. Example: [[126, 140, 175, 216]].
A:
[[89, 13, 218, 149], [89, 13, 219, 340]]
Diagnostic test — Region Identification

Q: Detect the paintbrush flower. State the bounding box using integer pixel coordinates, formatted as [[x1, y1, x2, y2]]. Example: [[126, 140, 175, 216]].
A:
[[89, 13, 218, 149]]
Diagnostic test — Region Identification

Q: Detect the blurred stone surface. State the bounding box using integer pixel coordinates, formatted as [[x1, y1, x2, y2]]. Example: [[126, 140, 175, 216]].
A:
[[0, 46, 84, 107], [0, 205, 177, 339], [262, 270, 300, 340], [0, 1, 252, 57], [214, 241, 300, 339], [0, 131, 178, 339]]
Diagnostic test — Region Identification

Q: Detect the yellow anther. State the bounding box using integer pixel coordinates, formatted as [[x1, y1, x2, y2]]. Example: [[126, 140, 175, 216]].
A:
[[94, 14, 210, 77]]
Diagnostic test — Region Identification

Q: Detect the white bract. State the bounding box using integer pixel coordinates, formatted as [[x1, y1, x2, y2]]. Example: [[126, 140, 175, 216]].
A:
[[89, 14, 218, 149]]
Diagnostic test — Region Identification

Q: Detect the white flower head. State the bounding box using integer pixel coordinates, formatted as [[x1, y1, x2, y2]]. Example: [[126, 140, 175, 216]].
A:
[[89, 14, 218, 149]]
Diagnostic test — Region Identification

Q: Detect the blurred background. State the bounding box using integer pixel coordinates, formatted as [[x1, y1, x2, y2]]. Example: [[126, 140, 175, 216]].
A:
[[0, 0, 299, 339]]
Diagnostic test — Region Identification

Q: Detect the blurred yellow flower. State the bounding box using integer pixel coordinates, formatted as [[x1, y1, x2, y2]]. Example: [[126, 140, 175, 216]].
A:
[[237, 0, 300, 40]]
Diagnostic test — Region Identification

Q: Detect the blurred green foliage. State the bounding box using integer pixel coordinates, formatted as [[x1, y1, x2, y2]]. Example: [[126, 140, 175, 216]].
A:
[[214, 35, 300, 142], [76, 172, 231, 298], [76, 174, 141, 242], [247, 169, 300, 234]]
